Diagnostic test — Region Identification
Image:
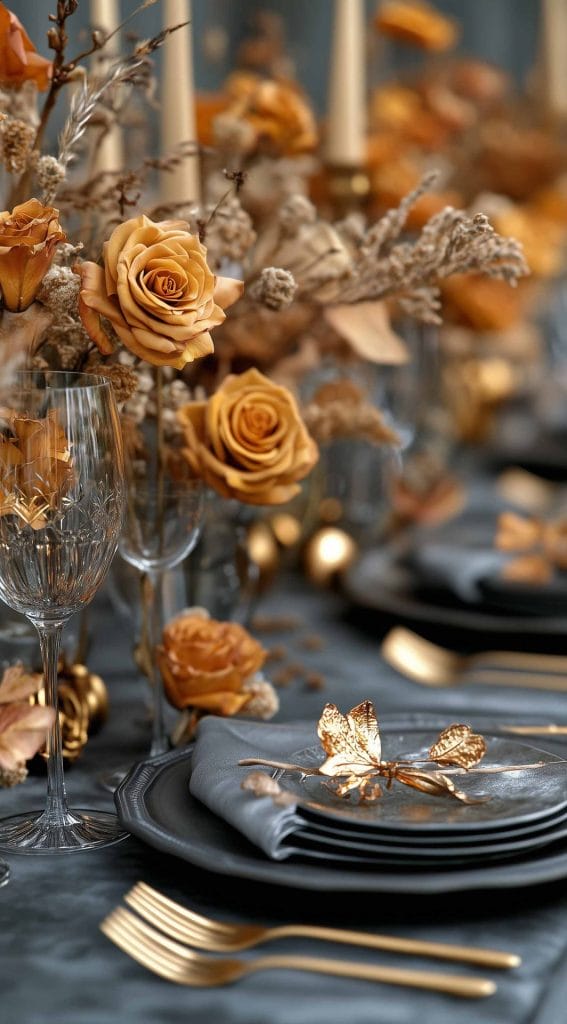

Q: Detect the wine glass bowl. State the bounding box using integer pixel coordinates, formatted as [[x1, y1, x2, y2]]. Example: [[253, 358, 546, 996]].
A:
[[0, 371, 126, 854], [119, 482, 203, 574], [114, 476, 203, 763]]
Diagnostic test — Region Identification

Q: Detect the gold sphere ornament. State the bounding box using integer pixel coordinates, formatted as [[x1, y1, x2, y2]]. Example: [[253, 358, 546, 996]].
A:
[[304, 527, 358, 586]]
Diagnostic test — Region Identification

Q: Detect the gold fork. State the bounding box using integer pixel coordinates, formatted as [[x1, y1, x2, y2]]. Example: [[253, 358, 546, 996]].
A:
[[125, 881, 519, 970], [101, 906, 496, 998], [382, 627, 567, 691]]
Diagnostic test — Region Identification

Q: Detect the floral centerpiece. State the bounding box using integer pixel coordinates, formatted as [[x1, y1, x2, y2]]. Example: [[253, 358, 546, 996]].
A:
[[0, 2, 530, 767]]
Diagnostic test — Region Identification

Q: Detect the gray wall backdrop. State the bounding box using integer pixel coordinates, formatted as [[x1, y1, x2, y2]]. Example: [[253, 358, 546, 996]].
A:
[[11, 0, 540, 113], [1, 0, 541, 174]]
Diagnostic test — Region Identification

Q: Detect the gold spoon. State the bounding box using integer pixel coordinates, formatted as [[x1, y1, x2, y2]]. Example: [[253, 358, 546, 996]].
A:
[[382, 627, 567, 691]]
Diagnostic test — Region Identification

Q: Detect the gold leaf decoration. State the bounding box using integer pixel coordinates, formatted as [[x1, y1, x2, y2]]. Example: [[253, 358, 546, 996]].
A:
[[240, 700, 558, 807], [393, 767, 485, 804], [428, 724, 487, 769], [317, 700, 382, 778]]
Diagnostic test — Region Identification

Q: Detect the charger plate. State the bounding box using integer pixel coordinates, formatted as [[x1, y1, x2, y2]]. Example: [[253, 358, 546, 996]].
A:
[[115, 717, 567, 894], [343, 548, 567, 637]]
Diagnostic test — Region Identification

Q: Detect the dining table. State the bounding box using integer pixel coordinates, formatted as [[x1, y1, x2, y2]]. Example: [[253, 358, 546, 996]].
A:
[[4, 573, 567, 1024]]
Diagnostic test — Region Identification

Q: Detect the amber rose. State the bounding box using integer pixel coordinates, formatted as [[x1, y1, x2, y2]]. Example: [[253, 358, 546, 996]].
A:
[[76, 215, 243, 369], [222, 73, 318, 155], [178, 367, 319, 505], [0, 409, 74, 528], [0, 199, 66, 312], [0, 4, 52, 90], [158, 608, 267, 716]]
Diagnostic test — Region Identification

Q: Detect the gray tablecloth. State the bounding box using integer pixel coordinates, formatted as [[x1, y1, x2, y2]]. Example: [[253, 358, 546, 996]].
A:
[[4, 577, 567, 1024]]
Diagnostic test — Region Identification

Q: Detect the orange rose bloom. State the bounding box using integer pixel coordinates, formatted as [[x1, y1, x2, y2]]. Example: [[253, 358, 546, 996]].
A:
[[0, 199, 66, 312], [178, 367, 319, 506], [76, 214, 243, 369], [0, 3, 52, 90], [375, 0, 459, 52], [0, 409, 73, 529], [158, 608, 267, 715], [222, 72, 318, 155]]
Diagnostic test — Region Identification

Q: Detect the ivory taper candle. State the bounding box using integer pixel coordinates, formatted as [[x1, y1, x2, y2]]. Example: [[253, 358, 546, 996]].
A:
[[326, 0, 366, 165], [540, 0, 567, 117], [160, 0, 201, 205], [90, 0, 124, 176]]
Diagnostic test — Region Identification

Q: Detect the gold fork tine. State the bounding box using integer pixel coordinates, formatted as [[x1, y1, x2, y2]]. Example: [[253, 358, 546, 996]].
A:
[[101, 906, 497, 997], [125, 882, 520, 970], [101, 910, 187, 983]]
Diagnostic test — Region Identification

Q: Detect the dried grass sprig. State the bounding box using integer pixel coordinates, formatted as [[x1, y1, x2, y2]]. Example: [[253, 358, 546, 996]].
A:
[[258, 178, 529, 324], [58, 25, 185, 170]]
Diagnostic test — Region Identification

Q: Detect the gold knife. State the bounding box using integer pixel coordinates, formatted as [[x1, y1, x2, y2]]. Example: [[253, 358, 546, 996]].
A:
[[500, 724, 567, 735]]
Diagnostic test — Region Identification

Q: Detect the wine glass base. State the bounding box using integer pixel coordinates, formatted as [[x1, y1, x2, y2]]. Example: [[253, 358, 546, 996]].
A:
[[0, 809, 129, 854]]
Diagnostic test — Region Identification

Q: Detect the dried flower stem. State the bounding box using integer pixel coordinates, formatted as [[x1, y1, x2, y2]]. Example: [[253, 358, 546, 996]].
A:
[[238, 757, 554, 776]]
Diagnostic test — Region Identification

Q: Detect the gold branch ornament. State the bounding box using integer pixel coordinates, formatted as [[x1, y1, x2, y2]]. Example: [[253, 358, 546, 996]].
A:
[[495, 511, 567, 583], [240, 700, 554, 805]]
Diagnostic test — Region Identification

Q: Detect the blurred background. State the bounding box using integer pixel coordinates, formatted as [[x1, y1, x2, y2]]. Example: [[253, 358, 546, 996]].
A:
[[11, 0, 541, 114]]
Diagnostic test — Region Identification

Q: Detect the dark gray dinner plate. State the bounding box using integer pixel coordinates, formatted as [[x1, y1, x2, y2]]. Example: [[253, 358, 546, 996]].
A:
[[343, 547, 567, 637], [301, 805, 567, 846], [295, 818, 567, 861], [478, 573, 567, 617], [278, 731, 567, 833], [115, 746, 567, 894]]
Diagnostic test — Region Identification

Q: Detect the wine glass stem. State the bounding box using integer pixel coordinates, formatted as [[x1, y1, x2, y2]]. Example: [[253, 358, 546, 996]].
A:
[[148, 570, 167, 757], [35, 619, 76, 827]]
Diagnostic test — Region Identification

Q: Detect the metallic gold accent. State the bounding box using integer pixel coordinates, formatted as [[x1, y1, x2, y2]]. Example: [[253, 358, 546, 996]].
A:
[[428, 724, 487, 769], [33, 658, 108, 763], [239, 700, 562, 805], [304, 527, 358, 586], [381, 627, 567, 689], [325, 164, 371, 215], [124, 881, 520, 969], [100, 905, 496, 997], [500, 724, 567, 735]]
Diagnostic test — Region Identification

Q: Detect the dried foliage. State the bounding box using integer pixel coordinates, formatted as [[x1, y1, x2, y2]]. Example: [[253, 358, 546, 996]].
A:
[[303, 379, 400, 446], [0, 662, 54, 786]]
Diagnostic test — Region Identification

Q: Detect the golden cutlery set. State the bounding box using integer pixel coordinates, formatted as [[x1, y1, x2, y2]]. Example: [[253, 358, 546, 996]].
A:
[[101, 881, 519, 999]]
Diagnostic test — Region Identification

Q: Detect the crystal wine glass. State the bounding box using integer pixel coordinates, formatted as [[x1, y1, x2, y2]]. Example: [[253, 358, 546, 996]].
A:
[[119, 478, 203, 758], [0, 371, 125, 854]]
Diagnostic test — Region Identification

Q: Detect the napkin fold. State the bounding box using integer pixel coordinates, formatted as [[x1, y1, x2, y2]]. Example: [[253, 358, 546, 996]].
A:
[[190, 717, 413, 863], [189, 716, 314, 860], [409, 542, 505, 601]]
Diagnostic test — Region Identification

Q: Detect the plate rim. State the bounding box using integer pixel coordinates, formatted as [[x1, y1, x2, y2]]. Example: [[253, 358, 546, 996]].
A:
[[343, 546, 567, 635]]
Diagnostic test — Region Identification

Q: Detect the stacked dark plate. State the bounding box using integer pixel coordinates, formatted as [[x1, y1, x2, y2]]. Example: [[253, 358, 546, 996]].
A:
[[275, 728, 567, 867], [116, 715, 567, 894]]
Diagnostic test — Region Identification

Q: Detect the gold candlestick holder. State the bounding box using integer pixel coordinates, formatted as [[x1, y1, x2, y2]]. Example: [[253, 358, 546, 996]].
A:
[[324, 163, 370, 216]]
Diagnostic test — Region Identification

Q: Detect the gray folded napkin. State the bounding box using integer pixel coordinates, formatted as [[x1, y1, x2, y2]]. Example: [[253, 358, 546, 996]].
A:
[[190, 717, 415, 863], [410, 542, 505, 601], [190, 716, 321, 860]]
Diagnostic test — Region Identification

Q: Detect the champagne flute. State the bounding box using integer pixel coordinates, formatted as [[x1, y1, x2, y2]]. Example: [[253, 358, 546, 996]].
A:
[[0, 371, 125, 854]]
